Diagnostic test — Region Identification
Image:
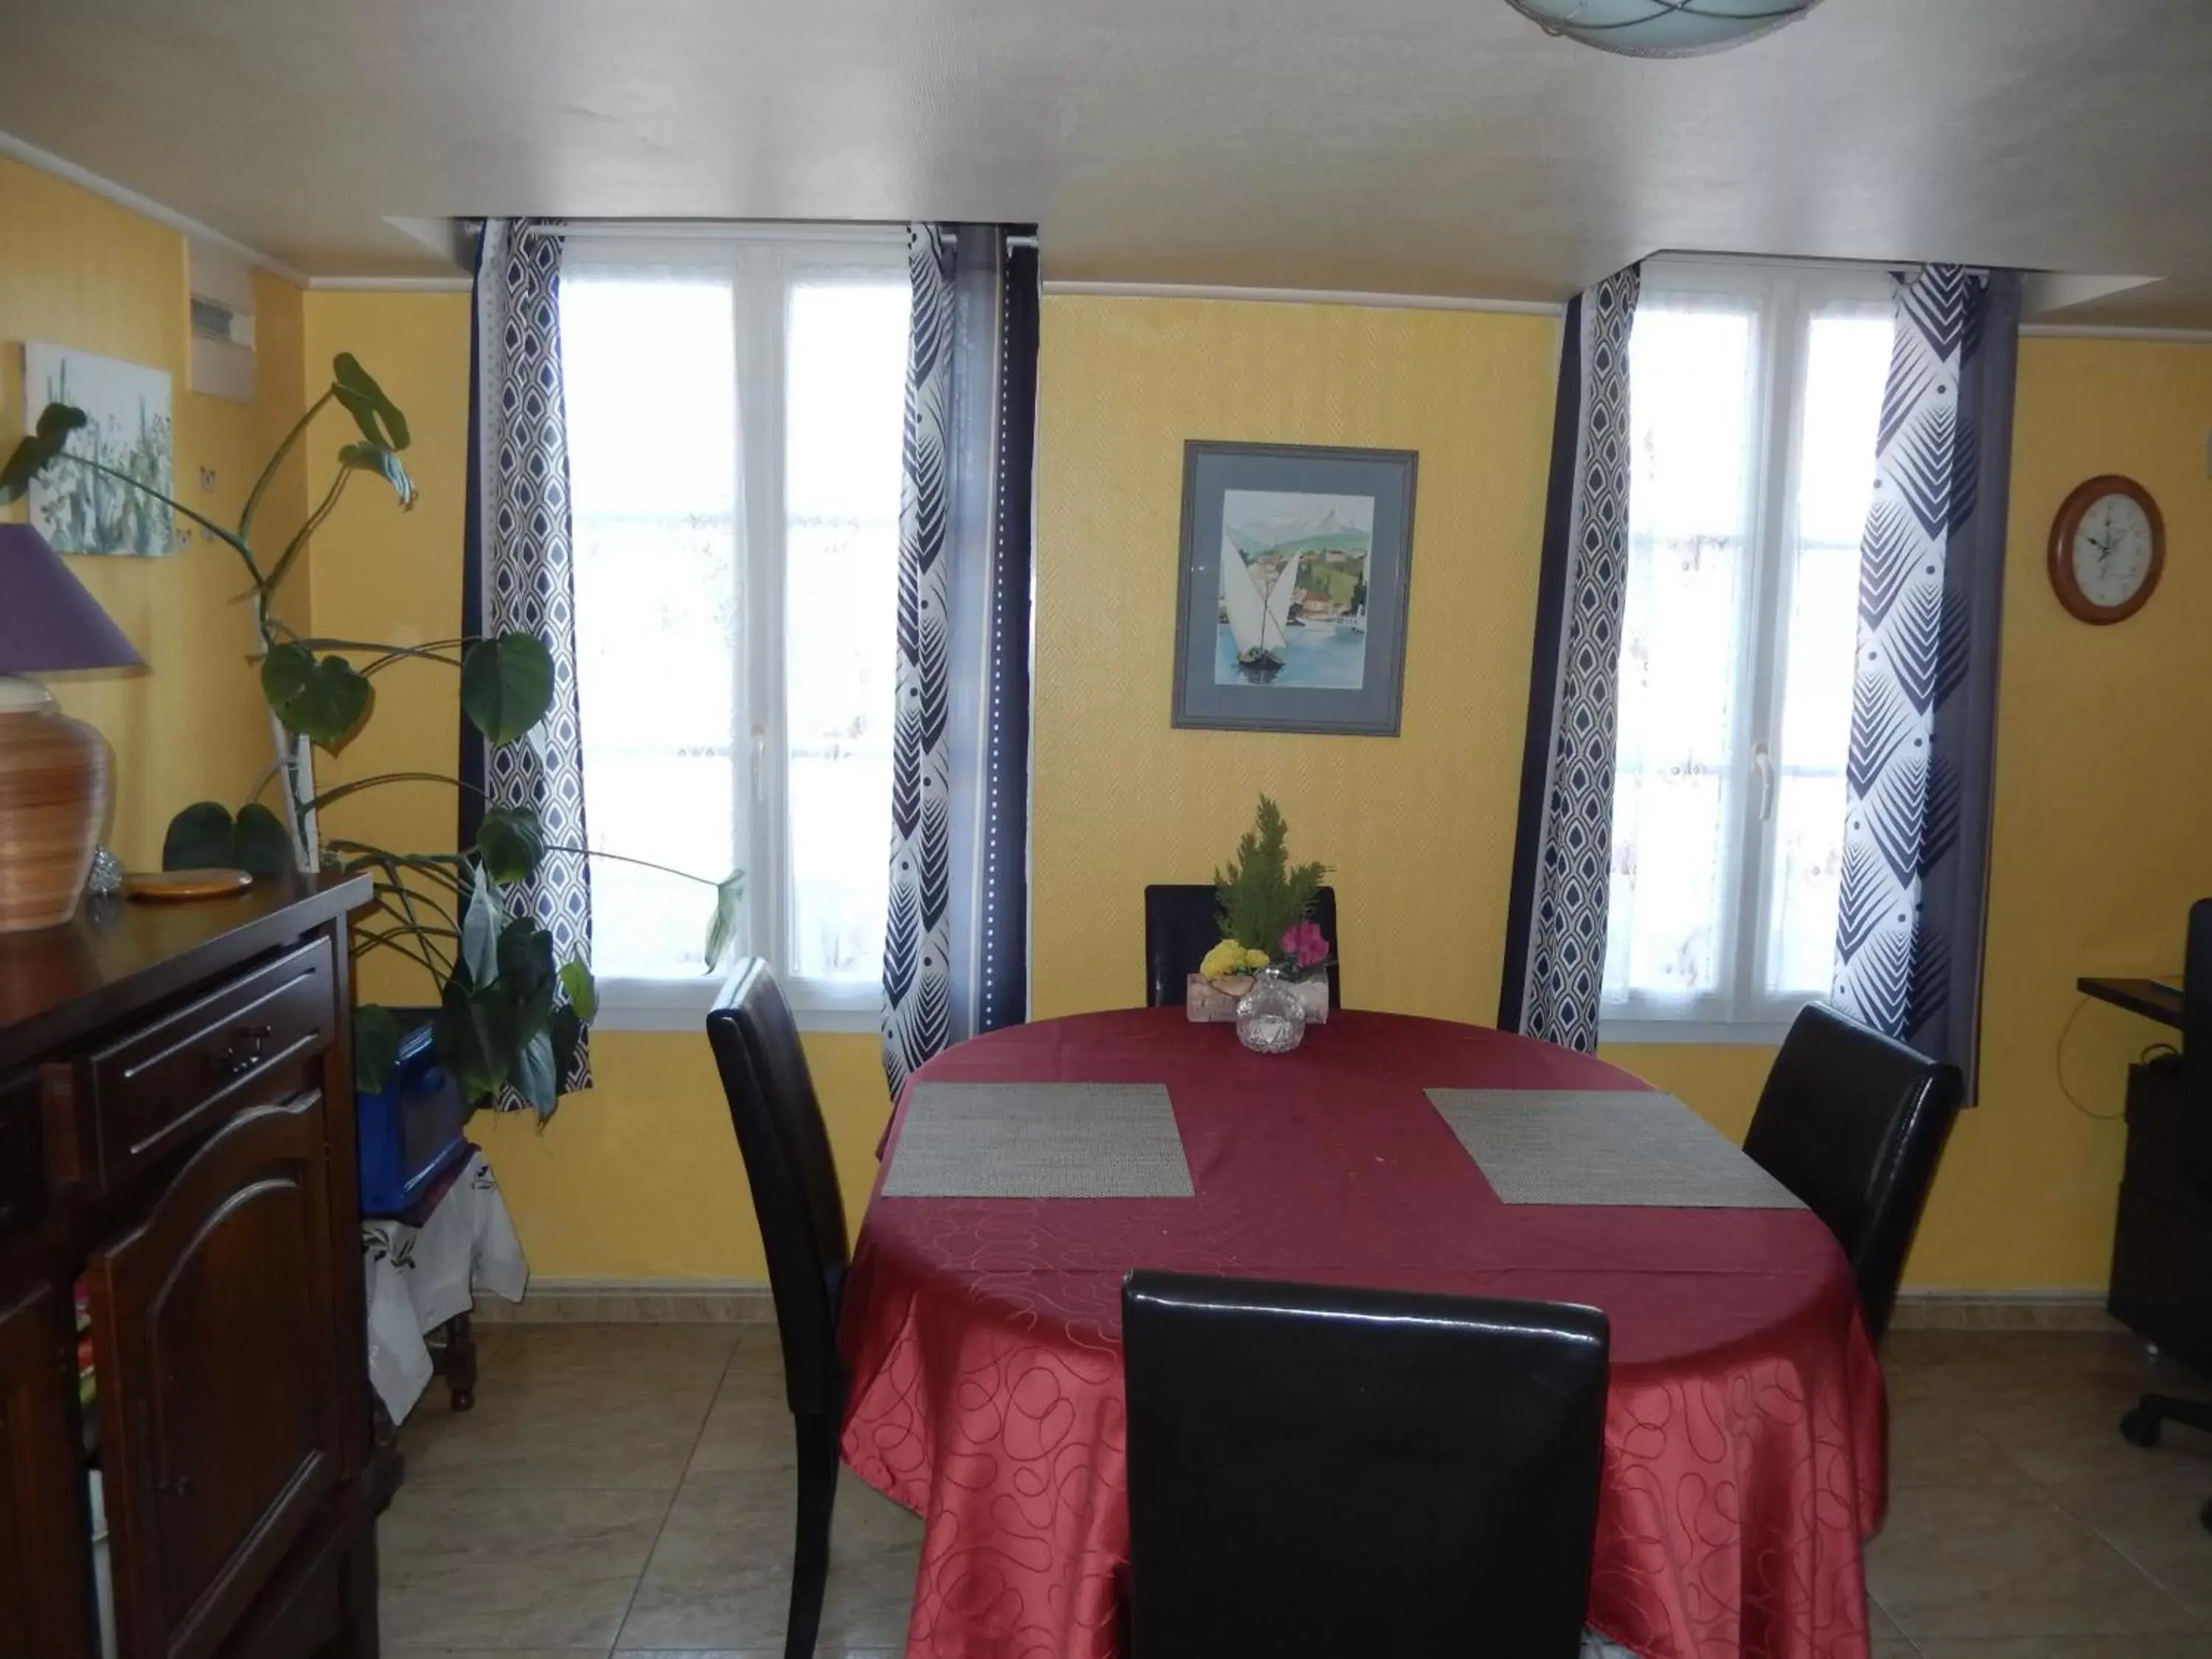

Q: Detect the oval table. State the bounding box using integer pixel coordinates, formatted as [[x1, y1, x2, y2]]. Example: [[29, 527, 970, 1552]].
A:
[[839, 1009, 1886, 1659]]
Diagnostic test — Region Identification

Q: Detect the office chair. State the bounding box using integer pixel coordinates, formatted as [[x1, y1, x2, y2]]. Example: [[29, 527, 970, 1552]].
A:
[[2117, 898, 2212, 1532], [1120, 1270, 1608, 1658], [1742, 1002, 1964, 1344], [706, 959, 850, 1658], [1143, 883, 1340, 1010]]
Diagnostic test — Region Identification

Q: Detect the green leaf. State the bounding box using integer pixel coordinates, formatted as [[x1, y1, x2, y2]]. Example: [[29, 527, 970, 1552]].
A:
[[558, 957, 598, 1021], [460, 633, 554, 747], [496, 919, 555, 1004], [0, 403, 88, 504], [330, 353, 411, 451], [462, 867, 503, 985], [515, 1030, 559, 1121], [261, 642, 374, 751], [474, 806, 545, 884], [337, 440, 417, 509], [163, 801, 238, 870], [431, 978, 518, 1103], [548, 1003, 585, 1088], [232, 803, 296, 876], [703, 871, 746, 974], [354, 1005, 403, 1094]]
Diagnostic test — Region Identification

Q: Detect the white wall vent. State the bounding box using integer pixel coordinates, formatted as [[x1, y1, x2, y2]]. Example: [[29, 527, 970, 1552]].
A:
[[189, 240, 257, 404]]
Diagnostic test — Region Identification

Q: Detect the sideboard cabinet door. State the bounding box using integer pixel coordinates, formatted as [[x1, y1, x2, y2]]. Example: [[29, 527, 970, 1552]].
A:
[[90, 1092, 343, 1659], [0, 1281, 94, 1659]]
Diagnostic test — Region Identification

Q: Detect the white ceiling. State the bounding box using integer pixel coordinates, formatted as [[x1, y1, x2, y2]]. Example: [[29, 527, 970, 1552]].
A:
[[5, 0, 2212, 325]]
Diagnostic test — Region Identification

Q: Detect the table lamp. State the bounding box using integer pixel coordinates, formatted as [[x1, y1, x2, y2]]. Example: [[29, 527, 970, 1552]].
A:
[[0, 524, 144, 932]]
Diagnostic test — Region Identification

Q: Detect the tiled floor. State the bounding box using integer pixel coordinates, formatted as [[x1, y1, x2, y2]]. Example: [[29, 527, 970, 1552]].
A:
[[378, 1322, 2212, 1658]]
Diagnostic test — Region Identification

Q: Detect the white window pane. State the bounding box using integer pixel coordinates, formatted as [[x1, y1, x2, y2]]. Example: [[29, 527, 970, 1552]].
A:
[[1764, 310, 1891, 998], [1605, 302, 1756, 1004], [563, 272, 743, 978], [784, 280, 908, 982]]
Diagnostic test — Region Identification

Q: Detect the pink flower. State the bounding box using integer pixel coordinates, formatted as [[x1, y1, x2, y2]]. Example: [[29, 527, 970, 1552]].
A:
[[1281, 919, 1330, 970]]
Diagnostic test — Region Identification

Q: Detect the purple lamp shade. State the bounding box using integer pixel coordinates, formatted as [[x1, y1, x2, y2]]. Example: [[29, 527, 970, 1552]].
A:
[[0, 524, 144, 674]]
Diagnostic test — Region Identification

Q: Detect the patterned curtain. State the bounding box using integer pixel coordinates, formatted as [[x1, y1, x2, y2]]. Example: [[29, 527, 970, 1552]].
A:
[[1498, 267, 1641, 1053], [1832, 266, 2020, 1098], [460, 218, 593, 1096], [881, 225, 1040, 1095]]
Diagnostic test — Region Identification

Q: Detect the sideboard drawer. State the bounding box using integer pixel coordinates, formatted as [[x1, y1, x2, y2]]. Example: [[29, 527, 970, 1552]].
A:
[[0, 1075, 39, 1240], [83, 938, 335, 1187]]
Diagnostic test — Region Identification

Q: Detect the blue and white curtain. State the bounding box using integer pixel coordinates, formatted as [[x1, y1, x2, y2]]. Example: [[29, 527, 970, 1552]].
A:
[[1832, 266, 2020, 1098], [1498, 266, 1641, 1054], [881, 226, 1040, 1096], [461, 217, 593, 1095]]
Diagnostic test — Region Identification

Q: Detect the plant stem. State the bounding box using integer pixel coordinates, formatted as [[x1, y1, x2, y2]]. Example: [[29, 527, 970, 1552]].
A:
[[238, 388, 335, 543], [538, 844, 724, 888], [263, 467, 350, 594], [56, 451, 264, 582], [305, 772, 486, 815]]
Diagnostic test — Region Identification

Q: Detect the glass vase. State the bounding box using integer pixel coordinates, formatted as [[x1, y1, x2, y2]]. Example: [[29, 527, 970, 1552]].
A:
[[1235, 967, 1308, 1055]]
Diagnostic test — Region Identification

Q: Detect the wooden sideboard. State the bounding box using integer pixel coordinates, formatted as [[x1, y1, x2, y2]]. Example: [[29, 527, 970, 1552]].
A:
[[0, 876, 393, 1659]]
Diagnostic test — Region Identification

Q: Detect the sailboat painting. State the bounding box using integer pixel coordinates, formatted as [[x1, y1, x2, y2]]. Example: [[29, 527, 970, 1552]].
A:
[[1175, 440, 1416, 737], [1215, 490, 1374, 689]]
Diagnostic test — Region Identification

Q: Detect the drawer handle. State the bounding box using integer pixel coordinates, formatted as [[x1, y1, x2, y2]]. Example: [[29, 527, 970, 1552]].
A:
[[217, 1025, 274, 1079]]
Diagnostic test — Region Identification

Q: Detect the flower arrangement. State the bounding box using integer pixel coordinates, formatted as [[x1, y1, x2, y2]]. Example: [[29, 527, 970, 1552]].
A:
[[1201, 795, 1332, 986]]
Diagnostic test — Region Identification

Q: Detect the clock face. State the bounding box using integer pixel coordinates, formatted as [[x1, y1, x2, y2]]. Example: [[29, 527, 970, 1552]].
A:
[[2071, 491, 2157, 609]]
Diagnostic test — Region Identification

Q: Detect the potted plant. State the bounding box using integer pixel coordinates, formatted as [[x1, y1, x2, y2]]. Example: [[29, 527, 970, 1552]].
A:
[[1, 360, 740, 1121], [1194, 796, 1332, 1046]]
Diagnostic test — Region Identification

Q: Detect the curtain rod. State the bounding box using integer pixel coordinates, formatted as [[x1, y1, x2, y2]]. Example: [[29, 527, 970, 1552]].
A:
[[496, 218, 1035, 250]]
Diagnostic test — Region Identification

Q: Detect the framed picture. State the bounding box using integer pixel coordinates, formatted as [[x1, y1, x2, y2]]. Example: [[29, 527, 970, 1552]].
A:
[[22, 342, 178, 556], [1171, 440, 1418, 736]]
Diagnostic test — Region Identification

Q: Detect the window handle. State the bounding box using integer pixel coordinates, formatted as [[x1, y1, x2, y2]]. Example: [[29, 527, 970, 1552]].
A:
[[1752, 742, 1776, 823]]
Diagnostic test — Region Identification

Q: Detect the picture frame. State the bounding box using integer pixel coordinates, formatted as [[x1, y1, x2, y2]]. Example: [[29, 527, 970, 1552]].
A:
[[22, 342, 178, 557], [1170, 440, 1418, 737]]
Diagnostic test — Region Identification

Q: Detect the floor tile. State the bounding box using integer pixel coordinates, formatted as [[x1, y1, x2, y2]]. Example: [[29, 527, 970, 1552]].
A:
[[378, 1484, 672, 1650], [2051, 1473, 2212, 1621], [1888, 1391, 2038, 1486], [1867, 1481, 2199, 1641], [1866, 1593, 1906, 1641], [616, 1469, 923, 1652], [1910, 1638, 2212, 1658]]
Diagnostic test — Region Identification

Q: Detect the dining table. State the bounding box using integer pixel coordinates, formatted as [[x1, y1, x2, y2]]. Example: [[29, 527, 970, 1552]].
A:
[[838, 1007, 1887, 1659]]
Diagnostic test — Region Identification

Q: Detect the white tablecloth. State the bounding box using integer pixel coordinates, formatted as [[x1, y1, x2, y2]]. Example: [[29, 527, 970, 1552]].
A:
[[362, 1150, 527, 1423]]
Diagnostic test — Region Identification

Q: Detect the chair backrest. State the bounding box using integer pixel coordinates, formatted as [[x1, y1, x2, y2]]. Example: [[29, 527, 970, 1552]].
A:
[[706, 959, 851, 1416], [1143, 883, 1340, 1009], [1743, 1001, 1963, 1343], [2178, 898, 2212, 1198], [1120, 1271, 1608, 1659]]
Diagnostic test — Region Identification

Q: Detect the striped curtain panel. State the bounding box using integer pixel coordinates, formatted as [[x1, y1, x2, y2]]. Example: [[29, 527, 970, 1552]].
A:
[[880, 225, 1040, 1095], [1832, 266, 2021, 1098], [460, 217, 594, 1096], [1498, 266, 1641, 1054]]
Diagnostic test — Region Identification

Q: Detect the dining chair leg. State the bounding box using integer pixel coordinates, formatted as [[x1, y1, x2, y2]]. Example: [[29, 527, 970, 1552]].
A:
[[785, 1410, 840, 1659]]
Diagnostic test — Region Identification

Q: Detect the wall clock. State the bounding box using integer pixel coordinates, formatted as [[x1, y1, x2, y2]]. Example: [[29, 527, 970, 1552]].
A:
[[2048, 474, 2164, 624]]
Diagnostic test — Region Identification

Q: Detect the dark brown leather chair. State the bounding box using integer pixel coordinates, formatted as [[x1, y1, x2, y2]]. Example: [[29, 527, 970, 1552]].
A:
[[706, 959, 850, 1659], [1120, 1271, 1608, 1658], [1143, 883, 1340, 1009], [1742, 1002, 1963, 1344]]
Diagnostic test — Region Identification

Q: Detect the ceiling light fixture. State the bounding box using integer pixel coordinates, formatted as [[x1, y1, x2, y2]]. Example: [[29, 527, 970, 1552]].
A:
[[1502, 0, 1826, 57]]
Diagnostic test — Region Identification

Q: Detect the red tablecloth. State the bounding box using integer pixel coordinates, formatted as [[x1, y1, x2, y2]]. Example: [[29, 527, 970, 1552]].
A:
[[840, 1009, 1886, 1659]]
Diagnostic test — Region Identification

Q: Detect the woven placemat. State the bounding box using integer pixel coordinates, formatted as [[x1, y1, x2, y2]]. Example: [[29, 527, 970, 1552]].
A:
[[1425, 1088, 1802, 1209], [883, 1082, 1195, 1199]]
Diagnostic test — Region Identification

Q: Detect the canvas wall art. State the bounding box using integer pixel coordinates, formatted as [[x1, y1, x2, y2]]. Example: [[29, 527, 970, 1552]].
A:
[[1172, 442, 1417, 735], [23, 343, 178, 555]]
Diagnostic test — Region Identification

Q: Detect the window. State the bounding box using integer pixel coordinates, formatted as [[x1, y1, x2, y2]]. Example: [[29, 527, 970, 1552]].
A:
[[1601, 260, 1893, 1041], [560, 229, 910, 1029]]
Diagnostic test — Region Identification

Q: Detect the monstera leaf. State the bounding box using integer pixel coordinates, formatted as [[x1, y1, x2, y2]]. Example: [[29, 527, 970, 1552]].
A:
[[161, 801, 294, 876], [475, 807, 545, 884], [460, 633, 554, 747], [338, 440, 417, 509], [261, 644, 373, 751], [0, 403, 88, 504], [331, 353, 410, 451]]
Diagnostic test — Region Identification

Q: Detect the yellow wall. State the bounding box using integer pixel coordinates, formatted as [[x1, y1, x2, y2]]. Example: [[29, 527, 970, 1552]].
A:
[[1032, 297, 1559, 1020], [32, 145, 2191, 1301], [0, 156, 307, 869]]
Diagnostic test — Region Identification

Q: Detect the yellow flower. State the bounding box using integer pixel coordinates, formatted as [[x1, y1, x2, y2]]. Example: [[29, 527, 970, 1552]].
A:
[[1245, 948, 1271, 970], [1200, 939, 1248, 979]]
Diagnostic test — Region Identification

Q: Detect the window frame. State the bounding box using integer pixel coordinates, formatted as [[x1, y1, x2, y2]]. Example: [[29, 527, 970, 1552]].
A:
[[560, 225, 909, 1034], [1601, 257, 1893, 1046]]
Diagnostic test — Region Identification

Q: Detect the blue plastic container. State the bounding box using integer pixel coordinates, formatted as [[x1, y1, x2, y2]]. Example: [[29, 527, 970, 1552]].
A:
[[356, 1012, 471, 1219]]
